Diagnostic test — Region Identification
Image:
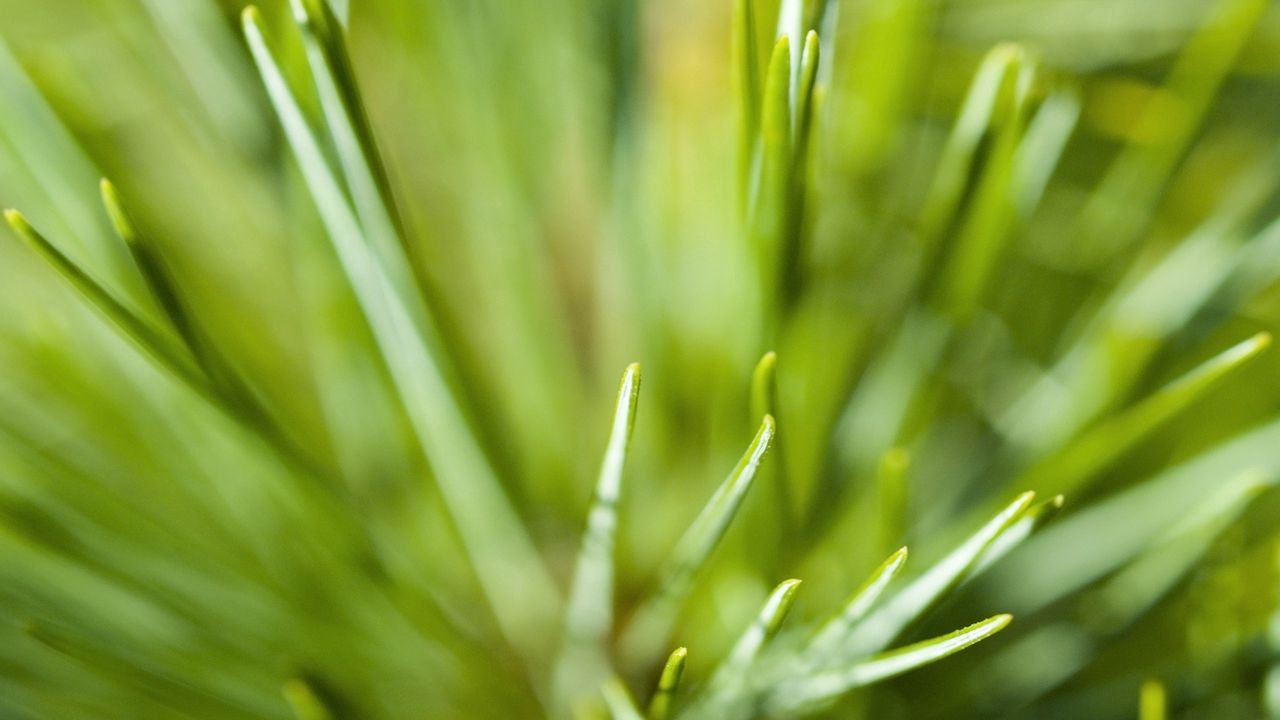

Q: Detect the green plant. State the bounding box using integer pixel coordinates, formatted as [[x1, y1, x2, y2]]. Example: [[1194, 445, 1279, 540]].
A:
[[0, 0, 1279, 718]]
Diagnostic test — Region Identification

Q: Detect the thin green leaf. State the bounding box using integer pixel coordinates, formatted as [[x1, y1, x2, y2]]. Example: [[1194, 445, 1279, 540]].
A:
[[99, 179, 213, 374], [781, 30, 820, 301], [1013, 87, 1081, 219], [792, 31, 820, 151], [748, 350, 792, 547], [917, 43, 1025, 244], [554, 364, 642, 709], [655, 414, 777, 597], [749, 351, 778, 422], [808, 546, 908, 657], [0, 36, 141, 299], [714, 579, 802, 686], [564, 362, 642, 645], [5, 209, 200, 387], [842, 492, 1033, 657], [289, 0, 410, 283], [619, 415, 777, 664], [753, 36, 792, 334], [875, 448, 910, 556], [683, 579, 803, 720], [972, 495, 1065, 576], [1020, 332, 1270, 499], [100, 179, 321, 480], [1140, 679, 1167, 720], [282, 679, 333, 720], [242, 6, 559, 657], [772, 614, 1012, 711], [999, 163, 1275, 454], [647, 648, 688, 720], [976, 474, 1268, 707], [991, 432, 1280, 615], [938, 52, 1037, 317]]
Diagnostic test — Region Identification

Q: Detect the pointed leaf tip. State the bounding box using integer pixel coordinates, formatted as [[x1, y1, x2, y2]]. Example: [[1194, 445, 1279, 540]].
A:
[[802, 30, 819, 60], [752, 352, 779, 420], [619, 413, 780, 663], [289, 0, 310, 24], [768, 578, 803, 629], [283, 678, 333, 720], [777, 613, 1014, 711], [809, 545, 910, 656], [99, 178, 138, 244], [291, 0, 337, 35], [242, 5, 262, 28], [623, 362, 642, 390], [5, 208, 28, 232], [648, 647, 689, 720]]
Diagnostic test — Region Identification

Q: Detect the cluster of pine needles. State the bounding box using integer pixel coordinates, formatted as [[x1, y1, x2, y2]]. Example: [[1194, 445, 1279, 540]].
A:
[[2, 0, 1280, 718]]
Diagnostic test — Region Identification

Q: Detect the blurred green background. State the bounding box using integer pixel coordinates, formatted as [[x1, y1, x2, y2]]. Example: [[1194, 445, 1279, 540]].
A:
[[3, 0, 1280, 718]]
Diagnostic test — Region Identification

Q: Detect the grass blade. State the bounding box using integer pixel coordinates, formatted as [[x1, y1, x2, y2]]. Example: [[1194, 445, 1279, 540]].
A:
[[242, 6, 559, 658], [99, 178, 328, 482], [842, 492, 1033, 657], [917, 43, 1024, 245], [792, 31, 820, 151], [990, 424, 1280, 615], [715, 578, 802, 685], [647, 647, 688, 720], [999, 169, 1272, 454], [773, 614, 1012, 711], [0, 36, 140, 298], [1140, 679, 1167, 720], [808, 546, 908, 657], [620, 416, 777, 665], [972, 495, 1064, 576], [99, 178, 249, 397], [875, 448, 911, 556], [1013, 87, 1080, 219], [564, 362, 642, 639], [753, 36, 792, 334], [937, 54, 1036, 318], [748, 350, 793, 559], [749, 351, 779, 426], [289, 0, 409, 283], [685, 579, 802, 720], [1019, 332, 1270, 499], [554, 364, 642, 708], [282, 679, 333, 720], [781, 30, 820, 301], [5, 209, 199, 387], [98, 179, 195, 346]]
